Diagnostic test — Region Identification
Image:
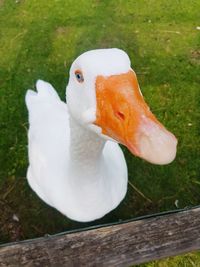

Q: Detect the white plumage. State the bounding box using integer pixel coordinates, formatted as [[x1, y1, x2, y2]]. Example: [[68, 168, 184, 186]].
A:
[[26, 48, 177, 222]]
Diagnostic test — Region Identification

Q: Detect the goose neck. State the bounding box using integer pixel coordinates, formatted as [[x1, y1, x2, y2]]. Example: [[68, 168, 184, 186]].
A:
[[69, 116, 105, 165]]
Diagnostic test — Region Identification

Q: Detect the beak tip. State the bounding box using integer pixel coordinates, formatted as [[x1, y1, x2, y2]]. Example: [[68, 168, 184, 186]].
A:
[[127, 127, 178, 165]]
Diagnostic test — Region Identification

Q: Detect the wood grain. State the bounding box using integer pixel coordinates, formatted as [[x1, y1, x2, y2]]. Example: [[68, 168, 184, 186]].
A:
[[0, 207, 200, 267]]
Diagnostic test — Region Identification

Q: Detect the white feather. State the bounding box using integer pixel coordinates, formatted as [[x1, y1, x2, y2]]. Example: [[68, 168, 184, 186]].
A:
[[26, 57, 128, 221]]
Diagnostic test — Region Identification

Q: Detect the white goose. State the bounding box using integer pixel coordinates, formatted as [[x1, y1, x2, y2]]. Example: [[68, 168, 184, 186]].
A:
[[26, 48, 177, 222]]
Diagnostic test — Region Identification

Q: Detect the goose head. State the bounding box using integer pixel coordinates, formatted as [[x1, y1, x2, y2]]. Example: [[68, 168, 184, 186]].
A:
[[66, 48, 177, 165]]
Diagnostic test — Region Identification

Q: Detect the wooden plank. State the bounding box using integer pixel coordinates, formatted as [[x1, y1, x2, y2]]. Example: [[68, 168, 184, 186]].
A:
[[0, 207, 200, 267]]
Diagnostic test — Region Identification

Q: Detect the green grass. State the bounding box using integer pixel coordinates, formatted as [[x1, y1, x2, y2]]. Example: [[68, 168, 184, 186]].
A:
[[0, 0, 200, 265], [138, 251, 200, 267]]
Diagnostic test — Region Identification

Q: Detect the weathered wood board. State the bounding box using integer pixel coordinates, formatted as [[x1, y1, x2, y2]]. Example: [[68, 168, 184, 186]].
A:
[[0, 207, 200, 266]]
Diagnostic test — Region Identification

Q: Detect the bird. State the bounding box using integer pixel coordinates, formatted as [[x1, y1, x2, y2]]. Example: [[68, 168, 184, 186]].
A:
[[25, 48, 177, 222]]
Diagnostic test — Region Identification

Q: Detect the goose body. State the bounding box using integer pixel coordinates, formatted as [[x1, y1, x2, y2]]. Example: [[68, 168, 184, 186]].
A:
[[26, 48, 177, 222]]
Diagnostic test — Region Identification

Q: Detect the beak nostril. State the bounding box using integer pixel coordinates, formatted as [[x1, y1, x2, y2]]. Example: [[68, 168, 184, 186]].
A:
[[115, 111, 125, 121]]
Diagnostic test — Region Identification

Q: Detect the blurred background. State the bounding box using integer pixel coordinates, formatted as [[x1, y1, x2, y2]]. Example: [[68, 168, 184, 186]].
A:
[[0, 0, 199, 265]]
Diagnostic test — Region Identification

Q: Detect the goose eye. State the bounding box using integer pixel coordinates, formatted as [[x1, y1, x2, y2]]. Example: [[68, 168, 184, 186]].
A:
[[75, 70, 84, 83]]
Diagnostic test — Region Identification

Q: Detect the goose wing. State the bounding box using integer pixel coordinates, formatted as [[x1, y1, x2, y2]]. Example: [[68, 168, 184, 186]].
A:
[[25, 80, 69, 205]]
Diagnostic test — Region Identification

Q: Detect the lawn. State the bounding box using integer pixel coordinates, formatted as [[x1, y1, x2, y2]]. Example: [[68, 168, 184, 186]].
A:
[[0, 0, 199, 265]]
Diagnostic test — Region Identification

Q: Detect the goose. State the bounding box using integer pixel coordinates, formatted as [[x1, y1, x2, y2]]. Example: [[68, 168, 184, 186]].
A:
[[25, 48, 177, 222]]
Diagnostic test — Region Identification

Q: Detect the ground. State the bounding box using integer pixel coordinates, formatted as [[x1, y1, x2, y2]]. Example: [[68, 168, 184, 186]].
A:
[[0, 0, 199, 265]]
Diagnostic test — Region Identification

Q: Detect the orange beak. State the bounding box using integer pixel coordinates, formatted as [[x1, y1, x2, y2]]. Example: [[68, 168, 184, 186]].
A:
[[94, 70, 177, 165]]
